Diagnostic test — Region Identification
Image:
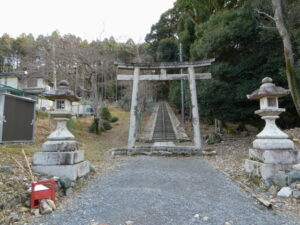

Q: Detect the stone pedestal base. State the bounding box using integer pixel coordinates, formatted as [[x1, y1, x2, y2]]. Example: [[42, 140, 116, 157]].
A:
[[32, 161, 90, 181], [245, 148, 300, 179], [249, 148, 300, 164], [32, 150, 90, 180], [42, 140, 79, 152], [245, 159, 294, 179], [33, 151, 85, 165], [253, 138, 294, 150]]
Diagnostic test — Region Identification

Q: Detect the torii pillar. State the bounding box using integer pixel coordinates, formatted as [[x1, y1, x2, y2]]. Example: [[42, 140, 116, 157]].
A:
[[128, 67, 140, 148], [188, 67, 201, 148]]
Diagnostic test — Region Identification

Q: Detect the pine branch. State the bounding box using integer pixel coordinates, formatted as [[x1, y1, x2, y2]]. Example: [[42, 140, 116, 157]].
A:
[[255, 9, 276, 21]]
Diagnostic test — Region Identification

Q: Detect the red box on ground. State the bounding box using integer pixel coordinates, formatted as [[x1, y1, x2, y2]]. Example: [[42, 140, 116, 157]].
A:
[[30, 179, 56, 209]]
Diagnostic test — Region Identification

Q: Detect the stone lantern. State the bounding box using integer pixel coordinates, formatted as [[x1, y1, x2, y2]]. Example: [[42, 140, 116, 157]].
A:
[[32, 80, 90, 180], [245, 77, 299, 179], [42, 80, 78, 147]]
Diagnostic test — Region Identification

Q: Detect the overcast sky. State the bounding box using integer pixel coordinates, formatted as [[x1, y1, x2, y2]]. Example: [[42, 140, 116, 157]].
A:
[[0, 0, 176, 43]]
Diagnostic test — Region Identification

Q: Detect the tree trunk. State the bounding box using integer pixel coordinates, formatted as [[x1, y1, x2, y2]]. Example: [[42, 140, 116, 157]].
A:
[[214, 119, 223, 134], [271, 0, 300, 116], [92, 65, 102, 134]]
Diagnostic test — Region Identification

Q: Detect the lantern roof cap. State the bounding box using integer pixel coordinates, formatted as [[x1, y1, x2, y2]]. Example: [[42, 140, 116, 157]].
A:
[[247, 77, 289, 100], [43, 80, 80, 101]]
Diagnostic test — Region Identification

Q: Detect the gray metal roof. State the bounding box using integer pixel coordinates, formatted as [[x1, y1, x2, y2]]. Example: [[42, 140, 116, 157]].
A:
[[0, 72, 50, 80], [31, 74, 49, 79], [0, 72, 21, 77]]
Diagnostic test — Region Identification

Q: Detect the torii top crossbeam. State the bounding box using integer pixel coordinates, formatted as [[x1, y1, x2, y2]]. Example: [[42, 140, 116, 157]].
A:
[[116, 59, 215, 81], [115, 59, 215, 69]]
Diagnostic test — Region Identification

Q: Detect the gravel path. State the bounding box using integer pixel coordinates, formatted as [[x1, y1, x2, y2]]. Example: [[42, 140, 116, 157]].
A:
[[31, 157, 299, 225]]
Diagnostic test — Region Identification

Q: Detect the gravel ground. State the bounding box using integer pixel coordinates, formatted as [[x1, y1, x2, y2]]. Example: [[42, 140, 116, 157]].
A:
[[30, 157, 299, 225]]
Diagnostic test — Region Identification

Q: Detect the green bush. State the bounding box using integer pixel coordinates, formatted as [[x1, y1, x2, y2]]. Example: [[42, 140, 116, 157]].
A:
[[89, 118, 101, 134], [89, 114, 113, 134], [110, 116, 119, 123], [67, 119, 73, 131], [88, 122, 96, 133], [100, 107, 112, 121], [102, 120, 112, 130]]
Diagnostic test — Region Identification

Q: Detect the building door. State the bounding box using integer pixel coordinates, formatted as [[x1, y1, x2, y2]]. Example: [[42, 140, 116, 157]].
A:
[[2, 95, 35, 142]]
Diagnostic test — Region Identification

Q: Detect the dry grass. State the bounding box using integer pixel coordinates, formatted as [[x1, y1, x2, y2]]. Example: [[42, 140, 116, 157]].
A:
[[74, 106, 130, 164]]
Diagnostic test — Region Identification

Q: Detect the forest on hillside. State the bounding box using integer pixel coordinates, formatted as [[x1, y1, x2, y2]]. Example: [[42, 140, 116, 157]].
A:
[[0, 0, 299, 127]]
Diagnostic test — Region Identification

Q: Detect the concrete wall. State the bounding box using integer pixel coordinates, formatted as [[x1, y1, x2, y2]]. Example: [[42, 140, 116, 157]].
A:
[[0, 77, 19, 89], [36, 98, 53, 110], [7, 77, 18, 89], [25, 78, 51, 90], [71, 103, 93, 117], [37, 78, 44, 88]]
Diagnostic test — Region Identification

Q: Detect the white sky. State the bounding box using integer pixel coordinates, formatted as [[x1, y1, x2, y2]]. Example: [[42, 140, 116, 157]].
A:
[[0, 0, 176, 43]]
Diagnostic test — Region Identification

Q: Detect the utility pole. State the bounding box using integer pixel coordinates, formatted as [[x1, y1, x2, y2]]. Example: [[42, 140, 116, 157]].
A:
[[101, 62, 104, 99], [52, 43, 57, 89], [74, 61, 78, 95], [115, 74, 118, 102], [179, 42, 185, 123]]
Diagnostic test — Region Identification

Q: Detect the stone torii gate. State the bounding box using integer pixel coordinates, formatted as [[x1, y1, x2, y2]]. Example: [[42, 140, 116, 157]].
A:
[[115, 59, 215, 150]]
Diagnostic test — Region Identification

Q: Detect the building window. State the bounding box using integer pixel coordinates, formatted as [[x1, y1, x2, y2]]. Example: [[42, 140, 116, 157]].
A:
[[56, 100, 65, 109], [27, 78, 38, 87]]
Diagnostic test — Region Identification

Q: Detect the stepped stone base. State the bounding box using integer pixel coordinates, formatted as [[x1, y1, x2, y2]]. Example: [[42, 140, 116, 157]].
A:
[[32, 161, 90, 181], [245, 148, 300, 179], [33, 150, 85, 165], [245, 159, 295, 179], [249, 148, 300, 164]]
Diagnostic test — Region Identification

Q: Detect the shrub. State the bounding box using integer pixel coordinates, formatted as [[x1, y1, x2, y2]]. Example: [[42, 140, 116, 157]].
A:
[[89, 115, 112, 134], [89, 118, 100, 134], [102, 120, 112, 130], [110, 116, 119, 123], [67, 119, 73, 131], [100, 107, 112, 121], [88, 122, 96, 133]]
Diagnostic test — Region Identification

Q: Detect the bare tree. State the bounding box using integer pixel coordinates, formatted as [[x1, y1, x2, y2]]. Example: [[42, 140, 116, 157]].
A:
[[271, 0, 300, 116]]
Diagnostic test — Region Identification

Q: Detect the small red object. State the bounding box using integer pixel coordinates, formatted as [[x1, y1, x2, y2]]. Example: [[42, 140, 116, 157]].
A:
[[30, 179, 56, 209]]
